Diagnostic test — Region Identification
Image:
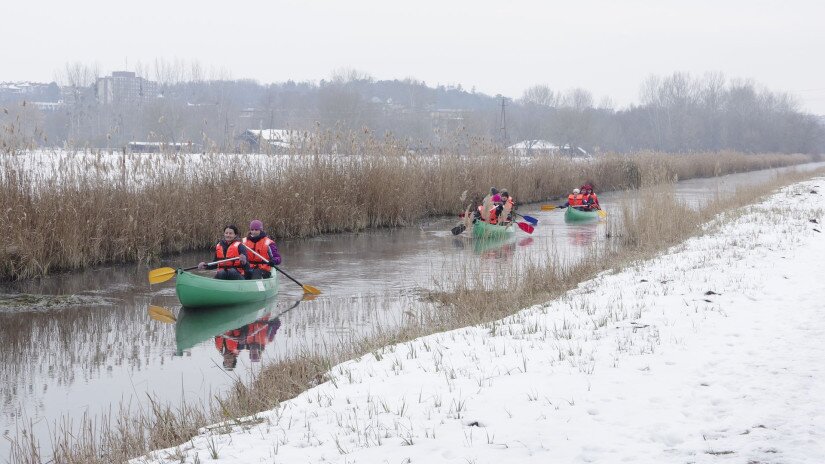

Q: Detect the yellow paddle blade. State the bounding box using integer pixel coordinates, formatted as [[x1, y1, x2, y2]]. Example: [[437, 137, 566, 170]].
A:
[[540, 205, 557, 211], [598, 209, 608, 218], [148, 267, 177, 284], [301, 293, 319, 302], [148, 305, 177, 323], [302, 284, 322, 295]]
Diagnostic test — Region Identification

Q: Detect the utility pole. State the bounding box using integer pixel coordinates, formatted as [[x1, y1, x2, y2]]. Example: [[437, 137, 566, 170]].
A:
[[499, 96, 509, 147]]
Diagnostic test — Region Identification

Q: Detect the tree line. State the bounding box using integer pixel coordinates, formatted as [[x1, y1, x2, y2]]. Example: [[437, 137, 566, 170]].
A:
[[2, 62, 823, 154]]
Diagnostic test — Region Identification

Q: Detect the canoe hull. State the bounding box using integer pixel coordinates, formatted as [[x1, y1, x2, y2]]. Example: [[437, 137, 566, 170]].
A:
[[564, 207, 600, 223], [472, 221, 515, 240], [175, 270, 279, 308]]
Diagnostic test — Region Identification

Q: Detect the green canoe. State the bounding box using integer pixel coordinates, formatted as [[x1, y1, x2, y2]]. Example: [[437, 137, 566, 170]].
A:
[[175, 269, 279, 308], [472, 221, 515, 240], [175, 298, 277, 354], [564, 207, 601, 223]]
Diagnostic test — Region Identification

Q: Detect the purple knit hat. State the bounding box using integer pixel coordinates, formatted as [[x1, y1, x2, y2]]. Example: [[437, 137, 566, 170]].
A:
[[249, 219, 263, 230]]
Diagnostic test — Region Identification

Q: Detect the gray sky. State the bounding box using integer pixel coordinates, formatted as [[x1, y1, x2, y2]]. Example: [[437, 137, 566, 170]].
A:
[[4, 0, 825, 114]]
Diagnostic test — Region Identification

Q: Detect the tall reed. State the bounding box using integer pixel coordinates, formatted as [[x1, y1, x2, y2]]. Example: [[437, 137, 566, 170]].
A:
[[0, 128, 812, 280]]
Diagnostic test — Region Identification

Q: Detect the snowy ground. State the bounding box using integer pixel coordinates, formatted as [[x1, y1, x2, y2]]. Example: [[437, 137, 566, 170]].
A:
[[133, 179, 825, 464]]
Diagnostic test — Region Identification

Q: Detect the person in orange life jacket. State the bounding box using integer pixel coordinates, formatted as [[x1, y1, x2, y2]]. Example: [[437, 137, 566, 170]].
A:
[[242, 219, 282, 280], [496, 190, 515, 223], [474, 188, 498, 221], [198, 225, 249, 280], [558, 188, 585, 209]]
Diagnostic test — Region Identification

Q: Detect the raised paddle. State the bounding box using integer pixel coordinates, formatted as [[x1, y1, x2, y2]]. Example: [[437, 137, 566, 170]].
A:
[[148, 257, 241, 284], [245, 248, 321, 295], [513, 212, 538, 225]]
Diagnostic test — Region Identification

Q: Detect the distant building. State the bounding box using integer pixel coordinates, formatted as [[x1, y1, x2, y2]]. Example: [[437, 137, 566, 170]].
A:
[[96, 71, 157, 105], [127, 141, 199, 154], [236, 129, 303, 152], [0, 81, 60, 103], [509, 140, 589, 158]]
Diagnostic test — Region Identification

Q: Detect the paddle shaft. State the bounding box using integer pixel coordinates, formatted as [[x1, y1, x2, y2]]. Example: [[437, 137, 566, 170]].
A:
[[186, 257, 240, 271], [244, 247, 307, 289]]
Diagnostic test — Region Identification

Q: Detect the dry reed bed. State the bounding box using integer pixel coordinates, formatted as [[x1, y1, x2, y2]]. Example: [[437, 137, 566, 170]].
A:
[[0, 130, 812, 280], [10, 166, 824, 464]]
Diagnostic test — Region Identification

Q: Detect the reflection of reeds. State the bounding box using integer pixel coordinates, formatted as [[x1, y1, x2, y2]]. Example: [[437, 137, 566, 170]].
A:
[[0, 129, 812, 280], [10, 166, 823, 464]]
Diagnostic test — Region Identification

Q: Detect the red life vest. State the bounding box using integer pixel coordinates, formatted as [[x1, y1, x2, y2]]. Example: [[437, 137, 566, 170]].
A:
[[243, 236, 274, 272], [215, 241, 245, 275], [589, 192, 600, 207]]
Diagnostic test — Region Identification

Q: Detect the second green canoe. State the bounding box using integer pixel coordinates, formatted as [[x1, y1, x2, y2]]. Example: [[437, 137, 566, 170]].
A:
[[472, 221, 515, 240], [175, 269, 279, 308]]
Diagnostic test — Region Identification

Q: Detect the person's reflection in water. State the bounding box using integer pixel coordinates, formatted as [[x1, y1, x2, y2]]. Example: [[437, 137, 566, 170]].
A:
[[214, 316, 282, 369], [570, 227, 596, 247], [215, 327, 245, 370]]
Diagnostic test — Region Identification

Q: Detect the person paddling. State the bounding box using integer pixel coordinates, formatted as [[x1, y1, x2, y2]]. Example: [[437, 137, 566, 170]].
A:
[[583, 184, 600, 210], [198, 225, 249, 280], [558, 188, 585, 210], [242, 219, 281, 280]]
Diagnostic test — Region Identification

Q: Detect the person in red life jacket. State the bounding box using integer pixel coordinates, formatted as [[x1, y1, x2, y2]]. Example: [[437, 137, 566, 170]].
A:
[[584, 184, 600, 209], [242, 219, 282, 280], [198, 225, 249, 280], [558, 188, 585, 209]]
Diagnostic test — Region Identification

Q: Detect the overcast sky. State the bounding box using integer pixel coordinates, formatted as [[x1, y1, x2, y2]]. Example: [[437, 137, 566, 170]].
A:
[[3, 0, 825, 114]]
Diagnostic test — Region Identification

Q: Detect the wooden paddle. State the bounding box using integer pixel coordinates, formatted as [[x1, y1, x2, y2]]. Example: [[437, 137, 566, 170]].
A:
[[597, 209, 607, 218], [148, 257, 241, 284], [245, 248, 321, 295], [148, 305, 177, 323], [540, 205, 557, 211]]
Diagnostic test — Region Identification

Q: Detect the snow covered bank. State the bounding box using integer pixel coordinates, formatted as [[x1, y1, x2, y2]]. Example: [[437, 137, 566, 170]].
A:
[[134, 180, 825, 464]]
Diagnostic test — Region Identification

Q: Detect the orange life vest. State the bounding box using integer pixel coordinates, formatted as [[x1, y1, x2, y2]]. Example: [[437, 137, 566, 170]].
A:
[[568, 193, 584, 207], [245, 321, 269, 347], [215, 331, 242, 353], [215, 241, 245, 275], [243, 236, 274, 272], [488, 206, 499, 224]]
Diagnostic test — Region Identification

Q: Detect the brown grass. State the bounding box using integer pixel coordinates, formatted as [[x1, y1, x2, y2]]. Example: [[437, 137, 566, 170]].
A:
[[9, 165, 823, 464], [0, 128, 813, 280]]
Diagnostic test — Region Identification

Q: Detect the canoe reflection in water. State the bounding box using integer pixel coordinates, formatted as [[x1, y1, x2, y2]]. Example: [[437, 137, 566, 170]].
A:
[[214, 315, 281, 370], [174, 296, 302, 369]]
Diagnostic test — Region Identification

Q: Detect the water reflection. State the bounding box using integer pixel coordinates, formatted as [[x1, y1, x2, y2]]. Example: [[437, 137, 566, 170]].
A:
[[566, 224, 598, 247]]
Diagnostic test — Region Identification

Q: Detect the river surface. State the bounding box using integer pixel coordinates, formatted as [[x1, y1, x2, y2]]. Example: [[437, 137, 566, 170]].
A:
[[0, 163, 821, 460]]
